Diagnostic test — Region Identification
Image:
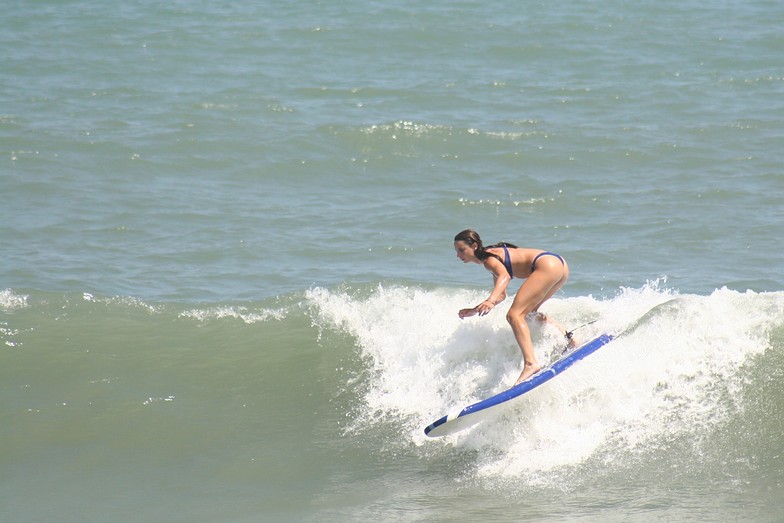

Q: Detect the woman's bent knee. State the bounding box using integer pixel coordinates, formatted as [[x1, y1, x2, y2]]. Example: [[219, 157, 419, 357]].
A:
[[506, 309, 531, 326]]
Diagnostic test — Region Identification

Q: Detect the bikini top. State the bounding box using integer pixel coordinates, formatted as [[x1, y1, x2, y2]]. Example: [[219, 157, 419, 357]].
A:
[[501, 245, 514, 279]]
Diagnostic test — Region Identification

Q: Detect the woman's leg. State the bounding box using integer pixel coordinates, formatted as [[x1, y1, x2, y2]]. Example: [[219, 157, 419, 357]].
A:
[[507, 259, 568, 385]]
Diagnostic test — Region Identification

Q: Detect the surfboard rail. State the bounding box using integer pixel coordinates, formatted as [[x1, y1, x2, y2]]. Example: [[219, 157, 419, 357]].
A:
[[424, 333, 614, 437]]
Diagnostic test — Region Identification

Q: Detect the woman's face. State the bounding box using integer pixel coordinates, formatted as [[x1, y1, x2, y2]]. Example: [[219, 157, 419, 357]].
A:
[[454, 240, 478, 264]]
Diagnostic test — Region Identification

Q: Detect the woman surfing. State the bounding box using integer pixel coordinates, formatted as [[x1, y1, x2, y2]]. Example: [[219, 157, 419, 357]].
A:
[[454, 229, 572, 386]]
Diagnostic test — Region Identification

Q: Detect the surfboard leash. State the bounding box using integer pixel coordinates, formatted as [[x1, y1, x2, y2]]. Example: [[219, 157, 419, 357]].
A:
[[564, 319, 597, 341]]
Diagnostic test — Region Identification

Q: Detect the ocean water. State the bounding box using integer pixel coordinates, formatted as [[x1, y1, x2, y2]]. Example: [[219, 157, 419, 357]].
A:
[[2, 0, 783, 521]]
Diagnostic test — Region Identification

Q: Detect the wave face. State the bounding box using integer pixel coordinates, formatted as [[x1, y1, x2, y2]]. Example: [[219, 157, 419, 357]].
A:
[[5, 283, 781, 521]]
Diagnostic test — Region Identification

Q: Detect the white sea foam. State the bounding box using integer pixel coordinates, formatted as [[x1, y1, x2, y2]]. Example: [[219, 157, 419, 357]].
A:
[[179, 305, 287, 323], [307, 283, 784, 483], [0, 289, 29, 310]]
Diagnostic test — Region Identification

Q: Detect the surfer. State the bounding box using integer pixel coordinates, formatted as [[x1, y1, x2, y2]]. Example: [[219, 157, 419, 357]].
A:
[[454, 229, 571, 386]]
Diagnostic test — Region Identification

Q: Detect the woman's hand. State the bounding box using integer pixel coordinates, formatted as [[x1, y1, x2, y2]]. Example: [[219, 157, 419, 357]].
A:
[[458, 307, 478, 319], [475, 300, 495, 316], [458, 300, 494, 319]]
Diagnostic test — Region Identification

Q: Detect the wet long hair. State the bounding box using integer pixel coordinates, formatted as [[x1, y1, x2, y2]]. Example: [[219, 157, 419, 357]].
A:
[[454, 229, 517, 265]]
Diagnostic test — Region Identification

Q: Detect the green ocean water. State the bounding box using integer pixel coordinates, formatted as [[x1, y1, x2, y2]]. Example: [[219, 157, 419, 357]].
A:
[[2, 287, 783, 521], [2, 0, 784, 520]]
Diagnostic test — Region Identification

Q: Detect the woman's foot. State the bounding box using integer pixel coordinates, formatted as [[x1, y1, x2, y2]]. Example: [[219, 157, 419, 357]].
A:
[[514, 362, 542, 385]]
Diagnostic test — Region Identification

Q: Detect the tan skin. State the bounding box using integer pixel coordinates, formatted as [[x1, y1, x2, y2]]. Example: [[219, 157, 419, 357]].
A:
[[455, 241, 570, 385]]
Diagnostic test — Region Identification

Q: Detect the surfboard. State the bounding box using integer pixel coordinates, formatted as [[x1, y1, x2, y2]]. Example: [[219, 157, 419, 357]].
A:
[[424, 333, 614, 437]]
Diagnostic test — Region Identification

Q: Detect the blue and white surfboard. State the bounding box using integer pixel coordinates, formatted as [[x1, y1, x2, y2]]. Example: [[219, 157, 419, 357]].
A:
[[424, 333, 614, 437]]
